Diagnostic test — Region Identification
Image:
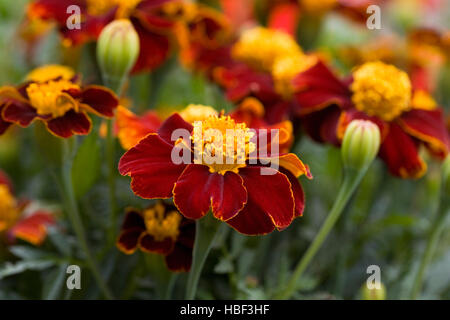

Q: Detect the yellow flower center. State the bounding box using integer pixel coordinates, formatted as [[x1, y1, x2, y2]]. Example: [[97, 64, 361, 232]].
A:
[[26, 65, 75, 83], [351, 62, 412, 121], [179, 104, 219, 123], [26, 80, 80, 118], [144, 202, 182, 242], [301, 0, 338, 13], [0, 185, 20, 232], [232, 27, 303, 72], [272, 54, 317, 98], [86, 0, 142, 18], [192, 115, 256, 175]]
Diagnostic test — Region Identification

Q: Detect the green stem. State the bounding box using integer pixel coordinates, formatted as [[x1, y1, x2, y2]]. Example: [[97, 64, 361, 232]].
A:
[[275, 168, 367, 300], [106, 119, 117, 246], [59, 139, 113, 299], [410, 199, 450, 299], [185, 214, 222, 299]]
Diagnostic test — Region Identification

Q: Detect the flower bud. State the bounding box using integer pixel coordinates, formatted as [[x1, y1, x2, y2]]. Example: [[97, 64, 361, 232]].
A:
[[442, 155, 450, 195], [361, 282, 386, 300], [97, 19, 140, 92], [341, 120, 380, 171]]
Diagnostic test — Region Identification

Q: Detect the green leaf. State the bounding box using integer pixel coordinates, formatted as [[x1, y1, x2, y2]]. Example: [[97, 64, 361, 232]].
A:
[[72, 131, 101, 199], [9, 246, 50, 260], [42, 264, 69, 300], [0, 260, 55, 279]]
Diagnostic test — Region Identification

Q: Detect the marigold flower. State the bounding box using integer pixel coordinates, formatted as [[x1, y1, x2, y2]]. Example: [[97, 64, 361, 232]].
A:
[[117, 201, 195, 272], [0, 171, 54, 245], [0, 65, 119, 138], [119, 112, 311, 235], [293, 60, 450, 179]]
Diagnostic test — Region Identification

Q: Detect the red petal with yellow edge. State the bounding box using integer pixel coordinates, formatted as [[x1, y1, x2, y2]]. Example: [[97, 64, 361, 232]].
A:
[[293, 61, 352, 115], [9, 211, 54, 246], [251, 153, 312, 179], [0, 105, 12, 134], [46, 110, 92, 138], [117, 229, 144, 254], [336, 108, 389, 142], [117, 106, 161, 150], [2, 101, 38, 127], [398, 109, 450, 159], [268, 2, 300, 36], [280, 168, 305, 218], [131, 17, 170, 73], [226, 198, 276, 235], [118, 134, 187, 199], [239, 166, 295, 230], [157, 113, 193, 145], [173, 164, 247, 221], [139, 233, 174, 255], [80, 86, 119, 118], [379, 123, 427, 179], [165, 243, 192, 272]]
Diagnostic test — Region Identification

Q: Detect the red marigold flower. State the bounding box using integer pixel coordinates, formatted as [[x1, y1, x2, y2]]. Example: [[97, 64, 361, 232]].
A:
[[0, 65, 119, 138], [117, 201, 195, 272], [293, 61, 450, 179], [0, 170, 55, 245], [119, 112, 311, 235]]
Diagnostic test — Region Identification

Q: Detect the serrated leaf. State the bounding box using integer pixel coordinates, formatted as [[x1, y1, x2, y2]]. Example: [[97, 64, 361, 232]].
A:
[[0, 260, 55, 279]]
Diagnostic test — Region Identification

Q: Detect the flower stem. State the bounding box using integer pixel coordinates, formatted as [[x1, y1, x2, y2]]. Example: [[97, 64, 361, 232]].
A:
[[275, 168, 367, 300], [60, 139, 114, 299], [410, 197, 450, 299], [185, 214, 222, 299]]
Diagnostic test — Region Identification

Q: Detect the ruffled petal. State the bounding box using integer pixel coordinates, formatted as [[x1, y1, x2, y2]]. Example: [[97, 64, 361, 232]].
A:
[[80, 85, 119, 118], [173, 164, 247, 221], [9, 211, 54, 246], [2, 101, 38, 127], [398, 108, 450, 158], [118, 133, 187, 199], [46, 110, 92, 138], [379, 123, 427, 179], [227, 166, 295, 234]]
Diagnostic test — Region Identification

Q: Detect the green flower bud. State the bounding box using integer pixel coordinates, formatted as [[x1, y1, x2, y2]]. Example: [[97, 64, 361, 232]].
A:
[[361, 282, 386, 300], [97, 19, 140, 92], [442, 155, 450, 195], [341, 120, 381, 171]]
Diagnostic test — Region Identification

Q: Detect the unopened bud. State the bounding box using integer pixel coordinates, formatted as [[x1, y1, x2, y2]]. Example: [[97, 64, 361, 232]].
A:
[[341, 120, 380, 171], [97, 19, 140, 92], [361, 283, 386, 300]]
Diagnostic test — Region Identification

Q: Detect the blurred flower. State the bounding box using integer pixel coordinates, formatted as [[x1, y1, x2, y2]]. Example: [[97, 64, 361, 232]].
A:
[[117, 201, 195, 272], [361, 283, 386, 300], [0, 65, 119, 138], [294, 61, 450, 178], [119, 112, 311, 235], [0, 171, 55, 245]]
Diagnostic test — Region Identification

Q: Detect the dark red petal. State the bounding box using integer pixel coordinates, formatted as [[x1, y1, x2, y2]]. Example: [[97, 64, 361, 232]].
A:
[[398, 108, 450, 158], [130, 17, 170, 73], [116, 228, 143, 254], [46, 110, 92, 138], [157, 113, 193, 145], [121, 209, 146, 231], [280, 168, 305, 218], [2, 101, 38, 127], [139, 233, 174, 255], [379, 123, 427, 179], [226, 198, 276, 235], [0, 105, 12, 134], [173, 164, 247, 221], [300, 105, 342, 145], [165, 243, 192, 272], [80, 85, 119, 118], [118, 134, 186, 199]]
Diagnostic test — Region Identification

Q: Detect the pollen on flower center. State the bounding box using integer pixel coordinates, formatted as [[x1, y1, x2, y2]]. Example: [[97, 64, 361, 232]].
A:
[[26, 65, 75, 83], [192, 115, 256, 175], [272, 54, 317, 98], [0, 185, 19, 232], [86, 0, 142, 18], [144, 203, 182, 242], [179, 104, 219, 123], [26, 80, 80, 118], [232, 27, 303, 72], [350, 62, 412, 121]]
